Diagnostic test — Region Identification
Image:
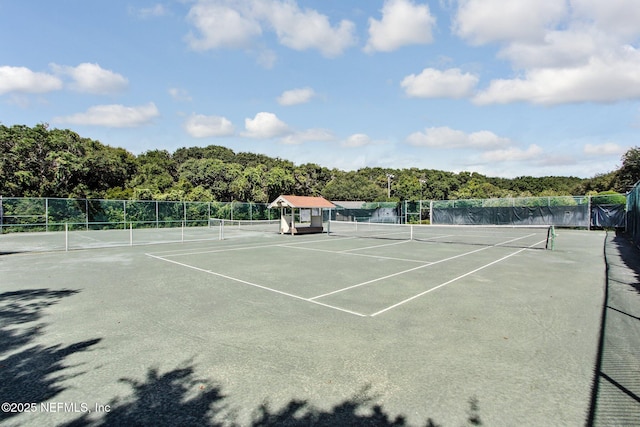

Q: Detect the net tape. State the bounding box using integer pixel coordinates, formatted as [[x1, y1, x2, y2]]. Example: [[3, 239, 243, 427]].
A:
[[209, 218, 279, 238], [327, 220, 555, 250]]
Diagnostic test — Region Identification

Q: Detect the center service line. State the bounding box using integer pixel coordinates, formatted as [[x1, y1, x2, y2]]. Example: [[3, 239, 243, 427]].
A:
[[370, 239, 546, 317], [309, 233, 539, 302], [309, 244, 495, 300]]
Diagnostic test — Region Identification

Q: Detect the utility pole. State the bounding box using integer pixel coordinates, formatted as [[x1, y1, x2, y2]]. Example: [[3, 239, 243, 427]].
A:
[[386, 174, 394, 199]]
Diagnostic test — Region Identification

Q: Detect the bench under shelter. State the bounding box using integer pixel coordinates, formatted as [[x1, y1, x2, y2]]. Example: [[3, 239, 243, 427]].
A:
[[268, 195, 336, 235]]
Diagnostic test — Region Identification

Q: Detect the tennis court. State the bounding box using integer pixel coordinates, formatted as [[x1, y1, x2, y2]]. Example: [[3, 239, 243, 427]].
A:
[[147, 222, 554, 318], [0, 224, 616, 425]]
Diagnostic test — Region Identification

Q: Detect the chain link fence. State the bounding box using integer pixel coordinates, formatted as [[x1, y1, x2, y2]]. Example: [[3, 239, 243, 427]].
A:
[[0, 197, 273, 233]]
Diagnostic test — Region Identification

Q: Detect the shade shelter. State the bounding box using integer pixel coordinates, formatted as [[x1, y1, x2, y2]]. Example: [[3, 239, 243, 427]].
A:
[[268, 195, 335, 235]]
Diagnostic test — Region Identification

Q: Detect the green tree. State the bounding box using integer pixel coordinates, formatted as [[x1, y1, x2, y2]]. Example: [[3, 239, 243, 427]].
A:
[[242, 165, 269, 202], [178, 158, 243, 201], [173, 145, 236, 164], [614, 147, 640, 192], [293, 163, 332, 196], [321, 171, 386, 201], [0, 124, 137, 198], [129, 150, 176, 195], [265, 167, 295, 202], [453, 178, 508, 200]]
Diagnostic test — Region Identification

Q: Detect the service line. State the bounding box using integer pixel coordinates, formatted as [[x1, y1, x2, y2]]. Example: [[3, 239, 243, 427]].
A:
[[370, 239, 547, 316]]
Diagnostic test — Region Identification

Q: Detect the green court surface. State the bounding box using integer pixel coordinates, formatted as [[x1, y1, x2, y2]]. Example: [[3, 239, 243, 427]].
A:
[[0, 228, 631, 425]]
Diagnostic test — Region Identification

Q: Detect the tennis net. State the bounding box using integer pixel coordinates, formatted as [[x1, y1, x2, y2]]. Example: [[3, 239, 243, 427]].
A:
[[327, 220, 555, 250], [209, 218, 280, 239]]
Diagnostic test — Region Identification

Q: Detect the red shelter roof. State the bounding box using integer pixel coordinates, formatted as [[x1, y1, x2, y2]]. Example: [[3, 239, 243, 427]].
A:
[[268, 195, 335, 209]]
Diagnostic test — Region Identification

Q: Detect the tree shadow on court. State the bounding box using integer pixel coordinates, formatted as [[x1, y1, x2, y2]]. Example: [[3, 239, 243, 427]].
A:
[[586, 231, 640, 426], [0, 288, 102, 422], [63, 362, 482, 427]]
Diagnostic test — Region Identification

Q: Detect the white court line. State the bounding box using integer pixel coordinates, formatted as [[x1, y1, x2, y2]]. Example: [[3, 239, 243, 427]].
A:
[[370, 239, 546, 317], [145, 253, 367, 317], [309, 233, 539, 301], [279, 241, 427, 264], [147, 236, 350, 258], [339, 239, 412, 253], [309, 244, 494, 300]]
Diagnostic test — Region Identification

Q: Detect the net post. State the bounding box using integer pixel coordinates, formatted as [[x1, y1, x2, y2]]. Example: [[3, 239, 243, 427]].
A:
[[65, 223, 68, 251], [129, 222, 133, 246], [181, 221, 185, 242], [546, 225, 556, 250], [410, 224, 414, 240]]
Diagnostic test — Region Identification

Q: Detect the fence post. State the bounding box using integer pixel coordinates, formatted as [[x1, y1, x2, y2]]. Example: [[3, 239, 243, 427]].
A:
[[587, 195, 591, 231], [85, 198, 89, 231], [430, 200, 434, 224], [45, 197, 49, 232]]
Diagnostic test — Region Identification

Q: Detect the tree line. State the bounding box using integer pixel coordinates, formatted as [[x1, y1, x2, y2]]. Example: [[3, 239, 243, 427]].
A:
[[1, 123, 637, 202]]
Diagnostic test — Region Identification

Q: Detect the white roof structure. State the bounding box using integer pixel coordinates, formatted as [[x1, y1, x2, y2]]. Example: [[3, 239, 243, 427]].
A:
[[268, 195, 335, 209]]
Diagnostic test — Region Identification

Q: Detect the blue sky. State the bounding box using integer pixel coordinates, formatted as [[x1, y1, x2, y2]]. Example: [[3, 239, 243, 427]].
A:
[[1, 0, 640, 178]]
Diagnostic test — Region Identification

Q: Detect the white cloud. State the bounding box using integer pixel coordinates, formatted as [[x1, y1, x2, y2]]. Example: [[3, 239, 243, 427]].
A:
[[480, 144, 544, 162], [406, 126, 511, 149], [571, 0, 640, 40], [51, 63, 128, 95], [453, 0, 567, 44], [473, 50, 640, 105], [0, 66, 62, 94], [168, 87, 192, 102], [401, 68, 478, 98], [184, 114, 234, 138], [343, 133, 373, 147], [256, 49, 277, 69], [498, 28, 605, 70], [364, 0, 436, 53], [185, 0, 356, 57], [277, 87, 315, 106], [53, 102, 159, 127], [280, 128, 334, 145], [186, 1, 262, 50], [584, 142, 625, 156], [242, 112, 290, 138], [255, 0, 357, 57], [454, 0, 640, 105], [136, 4, 168, 18]]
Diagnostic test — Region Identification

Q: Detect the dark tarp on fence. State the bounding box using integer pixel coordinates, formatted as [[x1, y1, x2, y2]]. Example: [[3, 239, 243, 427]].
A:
[[432, 205, 590, 227], [626, 182, 640, 246], [590, 204, 626, 228]]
